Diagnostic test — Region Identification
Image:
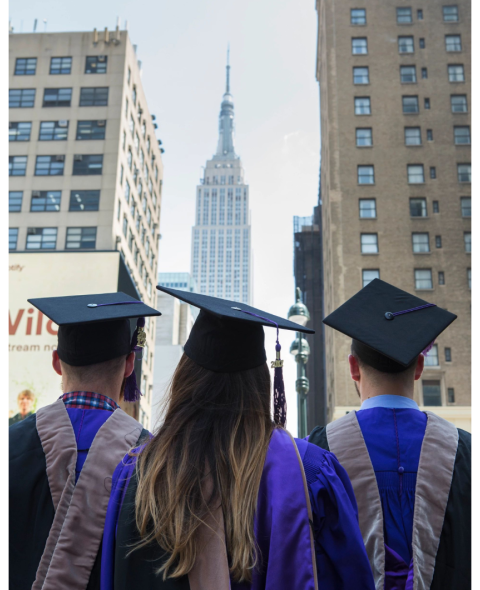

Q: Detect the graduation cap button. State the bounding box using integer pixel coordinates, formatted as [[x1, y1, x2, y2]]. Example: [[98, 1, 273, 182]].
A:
[[385, 312, 394, 320]]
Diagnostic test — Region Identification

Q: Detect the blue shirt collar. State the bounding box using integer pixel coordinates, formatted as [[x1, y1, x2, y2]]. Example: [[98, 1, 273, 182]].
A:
[[359, 394, 420, 411]]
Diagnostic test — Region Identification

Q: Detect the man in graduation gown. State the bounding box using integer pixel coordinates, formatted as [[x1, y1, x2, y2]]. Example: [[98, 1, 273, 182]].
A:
[[9, 292, 161, 590], [309, 279, 471, 590], [100, 287, 376, 590]]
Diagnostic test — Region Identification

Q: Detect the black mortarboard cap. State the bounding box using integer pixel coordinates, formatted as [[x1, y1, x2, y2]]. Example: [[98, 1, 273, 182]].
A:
[[323, 279, 457, 372], [156, 286, 315, 427], [156, 286, 314, 372], [28, 292, 161, 367]]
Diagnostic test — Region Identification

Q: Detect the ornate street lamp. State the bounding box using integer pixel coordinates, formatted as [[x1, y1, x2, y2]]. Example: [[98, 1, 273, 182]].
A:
[[288, 288, 311, 437]]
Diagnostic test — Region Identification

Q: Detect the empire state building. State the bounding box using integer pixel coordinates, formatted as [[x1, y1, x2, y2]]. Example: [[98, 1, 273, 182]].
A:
[[190, 57, 252, 304]]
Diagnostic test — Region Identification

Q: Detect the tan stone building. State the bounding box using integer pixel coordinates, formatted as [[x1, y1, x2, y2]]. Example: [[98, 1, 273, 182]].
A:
[[9, 28, 164, 428], [316, 0, 471, 430]]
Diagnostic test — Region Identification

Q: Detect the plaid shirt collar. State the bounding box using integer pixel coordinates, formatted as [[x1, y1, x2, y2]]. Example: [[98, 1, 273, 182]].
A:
[[61, 391, 120, 412]]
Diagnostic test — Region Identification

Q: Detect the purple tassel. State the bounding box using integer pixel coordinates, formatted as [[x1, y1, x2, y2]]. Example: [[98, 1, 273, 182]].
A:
[[124, 369, 142, 402], [273, 343, 287, 427], [124, 317, 146, 403]]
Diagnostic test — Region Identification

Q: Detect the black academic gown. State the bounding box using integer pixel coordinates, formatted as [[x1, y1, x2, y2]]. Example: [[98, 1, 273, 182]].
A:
[[9, 399, 147, 590], [309, 410, 470, 590]]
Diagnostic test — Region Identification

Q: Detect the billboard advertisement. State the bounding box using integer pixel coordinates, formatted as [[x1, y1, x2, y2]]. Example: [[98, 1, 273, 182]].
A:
[[9, 251, 125, 417]]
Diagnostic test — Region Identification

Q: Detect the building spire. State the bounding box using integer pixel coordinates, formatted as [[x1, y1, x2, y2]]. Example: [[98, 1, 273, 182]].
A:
[[214, 47, 236, 159], [226, 44, 230, 93]]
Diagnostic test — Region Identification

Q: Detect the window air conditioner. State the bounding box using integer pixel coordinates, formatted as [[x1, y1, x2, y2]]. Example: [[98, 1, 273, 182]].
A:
[[32, 191, 41, 197], [74, 155, 83, 161], [55, 155, 65, 162], [58, 120, 68, 127], [98, 56, 106, 62], [97, 120, 106, 126]]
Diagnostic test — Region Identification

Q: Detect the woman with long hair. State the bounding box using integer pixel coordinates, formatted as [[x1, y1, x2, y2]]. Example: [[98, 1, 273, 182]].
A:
[[101, 288, 375, 590]]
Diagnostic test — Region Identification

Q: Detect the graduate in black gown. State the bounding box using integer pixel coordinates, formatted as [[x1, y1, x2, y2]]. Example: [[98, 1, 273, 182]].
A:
[[100, 287, 375, 590], [308, 279, 471, 590], [9, 292, 160, 590]]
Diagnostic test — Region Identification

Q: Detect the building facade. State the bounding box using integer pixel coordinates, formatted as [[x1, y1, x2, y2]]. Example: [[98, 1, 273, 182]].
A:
[[316, 0, 471, 430], [9, 28, 164, 428], [191, 60, 252, 303]]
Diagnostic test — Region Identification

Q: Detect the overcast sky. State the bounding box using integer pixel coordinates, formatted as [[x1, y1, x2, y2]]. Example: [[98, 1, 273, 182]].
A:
[[10, 0, 320, 435]]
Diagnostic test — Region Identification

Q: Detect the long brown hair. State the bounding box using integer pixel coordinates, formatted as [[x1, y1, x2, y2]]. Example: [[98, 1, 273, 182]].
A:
[[134, 353, 275, 582]]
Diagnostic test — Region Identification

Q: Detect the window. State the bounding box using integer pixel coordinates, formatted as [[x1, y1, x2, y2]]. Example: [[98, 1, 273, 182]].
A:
[[26, 227, 57, 250], [85, 56, 107, 74], [79, 87, 109, 106], [361, 233, 378, 254], [415, 269, 432, 289], [400, 66, 416, 83], [398, 36, 414, 53], [69, 190, 100, 211], [412, 233, 429, 253], [50, 57, 72, 74], [451, 94, 467, 112], [9, 191, 23, 212], [397, 7, 412, 24], [356, 128, 372, 146], [422, 380, 441, 405], [359, 199, 376, 218], [445, 348, 452, 362], [14, 58, 37, 75], [443, 5, 459, 22], [460, 197, 471, 217], [76, 120, 106, 140], [410, 198, 427, 217], [424, 345, 439, 367], [127, 148, 133, 169], [454, 126, 470, 145], [353, 67, 369, 84], [9, 228, 18, 250], [358, 165, 374, 184], [438, 271, 445, 285], [43, 88, 72, 107], [405, 127, 421, 145], [427, 129, 433, 141], [66, 227, 97, 249], [417, 9, 423, 19], [122, 131, 126, 150], [72, 154, 103, 175], [421, 67, 428, 79], [457, 164, 471, 182], [39, 121, 69, 141], [402, 95, 419, 114], [134, 132, 140, 153], [448, 65, 464, 82], [117, 201, 121, 222], [120, 165, 124, 185], [9, 156, 27, 176], [352, 38, 368, 54], [408, 164, 424, 183], [30, 190, 61, 212], [35, 155, 64, 176], [351, 8, 366, 24], [446, 35, 462, 52], [467, 268, 471, 289], [433, 200, 440, 213], [9, 88, 35, 108], [448, 388, 455, 403], [435, 235, 442, 248], [464, 232, 471, 253], [362, 269, 379, 287], [419, 38, 425, 49], [424, 98, 430, 109], [132, 86, 137, 105], [125, 180, 131, 203], [354, 97, 371, 115], [430, 167, 437, 179], [9, 121, 32, 141]]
